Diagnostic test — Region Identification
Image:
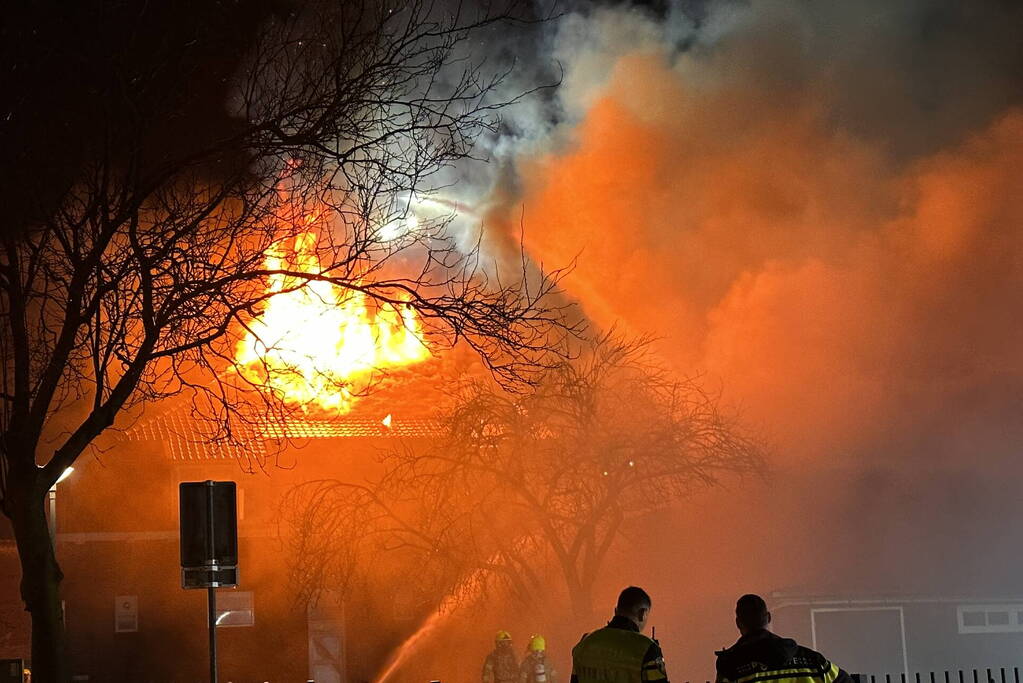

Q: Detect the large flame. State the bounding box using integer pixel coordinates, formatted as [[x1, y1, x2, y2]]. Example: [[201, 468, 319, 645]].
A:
[[234, 228, 430, 413]]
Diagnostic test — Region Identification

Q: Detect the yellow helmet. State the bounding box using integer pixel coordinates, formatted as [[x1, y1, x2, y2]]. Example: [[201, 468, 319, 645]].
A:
[[495, 630, 513, 644], [528, 634, 546, 652]]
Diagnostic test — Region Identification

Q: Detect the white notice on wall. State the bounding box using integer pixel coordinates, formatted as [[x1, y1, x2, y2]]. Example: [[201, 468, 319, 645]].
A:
[[114, 595, 138, 633]]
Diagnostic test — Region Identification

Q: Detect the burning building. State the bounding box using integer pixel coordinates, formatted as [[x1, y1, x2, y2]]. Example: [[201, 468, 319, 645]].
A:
[[46, 224, 458, 681], [55, 407, 446, 682]]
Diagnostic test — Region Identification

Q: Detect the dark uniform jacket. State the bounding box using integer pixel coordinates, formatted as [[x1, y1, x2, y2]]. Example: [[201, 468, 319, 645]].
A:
[[483, 647, 520, 683], [715, 629, 852, 683], [571, 616, 669, 683]]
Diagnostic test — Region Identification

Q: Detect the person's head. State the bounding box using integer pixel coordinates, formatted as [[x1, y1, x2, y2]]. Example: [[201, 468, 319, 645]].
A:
[[528, 634, 546, 656], [495, 630, 514, 650], [735, 594, 771, 635], [615, 586, 652, 631]]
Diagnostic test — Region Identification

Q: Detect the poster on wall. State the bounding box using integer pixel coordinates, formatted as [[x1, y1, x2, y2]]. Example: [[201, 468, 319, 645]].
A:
[[114, 595, 138, 633]]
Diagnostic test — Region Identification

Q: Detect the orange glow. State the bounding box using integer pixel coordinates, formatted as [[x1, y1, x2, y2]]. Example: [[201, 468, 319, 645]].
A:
[[234, 226, 430, 413]]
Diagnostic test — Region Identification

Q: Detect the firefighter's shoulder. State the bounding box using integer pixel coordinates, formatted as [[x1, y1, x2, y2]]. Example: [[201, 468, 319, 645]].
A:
[[642, 635, 664, 665], [641, 637, 668, 682], [715, 642, 738, 667], [573, 626, 652, 656], [793, 643, 830, 665]]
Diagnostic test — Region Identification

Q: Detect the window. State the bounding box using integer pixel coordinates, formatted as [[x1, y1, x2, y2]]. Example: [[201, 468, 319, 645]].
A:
[[989, 611, 1010, 625], [216, 590, 254, 627], [962, 611, 985, 627], [957, 604, 1023, 633]]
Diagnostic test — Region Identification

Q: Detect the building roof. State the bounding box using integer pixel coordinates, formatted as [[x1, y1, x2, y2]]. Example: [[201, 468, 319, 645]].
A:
[[259, 415, 442, 439], [121, 410, 266, 462], [769, 591, 1023, 610], [119, 408, 443, 461]]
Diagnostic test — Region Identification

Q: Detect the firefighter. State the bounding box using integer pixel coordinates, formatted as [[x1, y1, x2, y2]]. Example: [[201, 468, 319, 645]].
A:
[[484, 630, 520, 683], [521, 634, 557, 683], [571, 586, 669, 683], [715, 594, 853, 683]]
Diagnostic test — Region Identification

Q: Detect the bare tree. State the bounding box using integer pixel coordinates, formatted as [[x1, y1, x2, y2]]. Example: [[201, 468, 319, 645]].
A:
[[282, 333, 766, 621], [0, 1, 571, 679]]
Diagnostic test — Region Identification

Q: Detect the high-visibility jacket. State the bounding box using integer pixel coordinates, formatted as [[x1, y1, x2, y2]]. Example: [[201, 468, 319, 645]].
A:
[[715, 629, 851, 683], [571, 616, 669, 683]]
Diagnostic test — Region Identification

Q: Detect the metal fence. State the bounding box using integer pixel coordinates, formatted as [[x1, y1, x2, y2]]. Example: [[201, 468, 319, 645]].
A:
[[680, 671, 1023, 683], [852, 670, 1023, 683]]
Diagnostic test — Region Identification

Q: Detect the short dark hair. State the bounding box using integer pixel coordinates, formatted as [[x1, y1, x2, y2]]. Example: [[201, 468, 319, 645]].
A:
[[616, 586, 652, 614], [735, 594, 769, 628]]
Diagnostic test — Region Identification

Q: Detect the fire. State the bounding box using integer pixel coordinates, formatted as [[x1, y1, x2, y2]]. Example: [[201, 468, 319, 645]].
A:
[[234, 229, 430, 413]]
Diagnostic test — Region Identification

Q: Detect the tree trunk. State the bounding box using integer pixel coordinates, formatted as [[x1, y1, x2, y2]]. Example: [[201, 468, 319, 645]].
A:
[[568, 575, 596, 622], [9, 481, 68, 683]]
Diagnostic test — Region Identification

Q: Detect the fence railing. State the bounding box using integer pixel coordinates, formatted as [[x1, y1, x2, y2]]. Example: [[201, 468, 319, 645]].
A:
[[852, 670, 1023, 683], [680, 669, 1023, 683]]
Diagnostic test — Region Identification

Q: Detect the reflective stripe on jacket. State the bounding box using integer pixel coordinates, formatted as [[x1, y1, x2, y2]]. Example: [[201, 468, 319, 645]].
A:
[[715, 630, 851, 683], [571, 616, 669, 683]]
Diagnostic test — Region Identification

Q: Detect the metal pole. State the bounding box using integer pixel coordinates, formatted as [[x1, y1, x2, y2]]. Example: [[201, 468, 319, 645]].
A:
[[208, 586, 218, 683], [206, 480, 219, 683]]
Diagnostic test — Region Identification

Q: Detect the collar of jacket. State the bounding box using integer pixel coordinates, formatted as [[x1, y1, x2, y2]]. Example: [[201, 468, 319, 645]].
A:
[[716, 628, 772, 657], [607, 615, 641, 632], [734, 628, 773, 647]]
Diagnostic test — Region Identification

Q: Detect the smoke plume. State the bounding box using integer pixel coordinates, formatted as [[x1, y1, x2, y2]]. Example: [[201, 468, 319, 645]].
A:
[[452, 1, 1023, 674], [254, 2, 1023, 678], [475, 0, 1023, 465]]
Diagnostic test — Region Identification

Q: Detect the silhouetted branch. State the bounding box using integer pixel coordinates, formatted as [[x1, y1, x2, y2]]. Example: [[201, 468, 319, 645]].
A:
[[281, 332, 767, 612]]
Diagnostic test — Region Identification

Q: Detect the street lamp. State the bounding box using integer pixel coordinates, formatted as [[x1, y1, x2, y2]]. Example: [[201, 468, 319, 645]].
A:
[[47, 467, 74, 543]]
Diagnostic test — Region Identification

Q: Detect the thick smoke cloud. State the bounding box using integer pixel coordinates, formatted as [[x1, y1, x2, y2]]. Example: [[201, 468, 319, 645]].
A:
[[480, 0, 1023, 464], [440, 1, 1023, 675], [354, 2, 1023, 679]]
